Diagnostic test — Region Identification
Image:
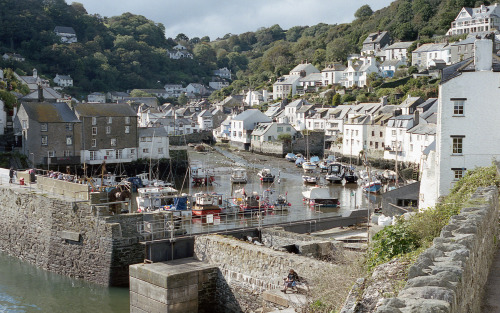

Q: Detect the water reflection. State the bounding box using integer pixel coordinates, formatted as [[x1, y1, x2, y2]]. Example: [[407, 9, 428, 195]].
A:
[[0, 252, 129, 313]]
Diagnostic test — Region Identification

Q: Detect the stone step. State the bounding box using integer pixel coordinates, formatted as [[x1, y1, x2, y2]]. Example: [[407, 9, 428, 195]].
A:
[[262, 289, 308, 310]]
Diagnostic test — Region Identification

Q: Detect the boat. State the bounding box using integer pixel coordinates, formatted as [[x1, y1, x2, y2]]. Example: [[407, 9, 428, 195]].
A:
[[310, 156, 320, 165], [302, 175, 320, 184], [302, 161, 316, 172], [257, 168, 275, 183], [363, 179, 382, 194], [191, 193, 223, 216], [325, 163, 344, 184], [190, 161, 215, 185], [295, 157, 305, 168], [272, 194, 290, 211], [285, 153, 297, 162], [343, 166, 359, 184], [382, 170, 397, 182], [136, 186, 180, 212], [230, 168, 248, 184], [319, 155, 336, 172], [137, 173, 172, 187], [239, 192, 267, 213], [302, 186, 340, 207], [162, 195, 192, 217]]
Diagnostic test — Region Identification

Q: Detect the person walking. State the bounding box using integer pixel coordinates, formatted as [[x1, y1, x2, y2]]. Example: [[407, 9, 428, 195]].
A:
[[9, 167, 14, 184]]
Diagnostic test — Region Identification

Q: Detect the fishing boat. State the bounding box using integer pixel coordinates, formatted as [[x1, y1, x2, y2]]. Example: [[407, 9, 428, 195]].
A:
[[363, 179, 382, 194], [302, 186, 340, 207], [325, 163, 344, 184], [136, 186, 179, 212], [162, 196, 192, 217], [302, 161, 316, 172], [137, 173, 171, 187], [319, 155, 336, 172], [302, 175, 320, 184], [191, 161, 215, 185], [295, 157, 305, 168], [239, 192, 268, 212], [191, 193, 223, 216], [285, 153, 297, 162], [343, 166, 359, 184], [230, 168, 248, 184], [272, 194, 290, 211], [257, 168, 275, 183]]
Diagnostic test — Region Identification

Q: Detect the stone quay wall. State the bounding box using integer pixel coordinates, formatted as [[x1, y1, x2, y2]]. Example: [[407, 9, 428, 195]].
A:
[[375, 186, 499, 313], [169, 130, 214, 146], [250, 141, 285, 156], [0, 185, 170, 286], [194, 234, 339, 312]]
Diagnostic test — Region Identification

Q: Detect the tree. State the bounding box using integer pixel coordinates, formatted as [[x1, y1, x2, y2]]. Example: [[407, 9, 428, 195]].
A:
[[130, 89, 153, 97], [355, 5, 373, 19], [175, 33, 189, 42], [332, 94, 341, 106], [178, 93, 187, 105]]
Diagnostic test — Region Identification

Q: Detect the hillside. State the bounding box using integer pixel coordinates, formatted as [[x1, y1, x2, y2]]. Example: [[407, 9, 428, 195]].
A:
[[0, 0, 493, 101]]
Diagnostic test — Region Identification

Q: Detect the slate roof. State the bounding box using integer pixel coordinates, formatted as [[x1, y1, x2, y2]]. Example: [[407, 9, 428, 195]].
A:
[[362, 31, 389, 44], [413, 43, 450, 53], [56, 74, 72, 80], [300, 73, 322, 82], [21, 87, 61, 100], [252, 123, 273, 136], [54, 26, 76, 34], [232, 109, 271, 122], [75, 103, 136, 117], [296, 104, 315, 114], [382, 59, 404, 67], [441, 56, 500, 84], [138, 127, 169, 137], [385, 42, 414, 50], [322, 63, 346, 71], [21, 102, 79, 123], [408, 123, 436, 135]]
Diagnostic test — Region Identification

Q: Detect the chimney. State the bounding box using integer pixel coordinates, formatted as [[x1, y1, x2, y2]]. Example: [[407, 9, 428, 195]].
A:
[[33, 68, 37, 78], [380, 96, 388, 106], [37, 83, 44, 102], [474, 39, 493, 71], [413, 110, 419, 127]]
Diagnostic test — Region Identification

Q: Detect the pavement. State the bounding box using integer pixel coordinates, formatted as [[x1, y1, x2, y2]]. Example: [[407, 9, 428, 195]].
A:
[[482, 242, 500, 312]]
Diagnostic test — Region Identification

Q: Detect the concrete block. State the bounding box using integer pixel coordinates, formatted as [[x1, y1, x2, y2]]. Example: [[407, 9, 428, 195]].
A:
[[59, 230, 80, 242], [167, 299, 198, 313], [130, 291, 169, 313]]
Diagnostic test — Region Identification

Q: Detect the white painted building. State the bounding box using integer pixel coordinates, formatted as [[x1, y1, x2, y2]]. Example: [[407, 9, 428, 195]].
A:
[[251, 122, 297, 143], [341, 55, 380, 88], [0, 100, 6, 135], [447, 4, 500, 36], [197, 109, 213, 130], [53, 74, 73, 87], [321, 64, 346, 86], [422, 39, 500, 209], [163, 84, 185, 98], [230, 109, 272, 150], [411, 43, 451, 70], [87, 92, 106, 103], [138, 127, 170, 160], [384, 42, 413, 63]]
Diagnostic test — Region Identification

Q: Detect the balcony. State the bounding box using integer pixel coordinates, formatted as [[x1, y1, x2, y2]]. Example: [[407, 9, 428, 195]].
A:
[[84, 155, 135, 165]]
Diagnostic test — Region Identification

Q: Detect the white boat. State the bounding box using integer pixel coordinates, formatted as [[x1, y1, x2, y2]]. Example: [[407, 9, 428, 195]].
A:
[[190, 161, 215, 185], [257, 168, 275, 183], [302, 186, 340, 207], [302, 175, 319, 184], [136, 186, 192, 217], [325, 163, 344, 184], [302, 162, 316, 172], [137, 173, 171, 187], [230, 168, 248, 184], [285, 153, 297, 162]]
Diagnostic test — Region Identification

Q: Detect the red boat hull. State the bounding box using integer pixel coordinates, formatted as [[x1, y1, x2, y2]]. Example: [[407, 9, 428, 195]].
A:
[[191, 208, 221, 216]]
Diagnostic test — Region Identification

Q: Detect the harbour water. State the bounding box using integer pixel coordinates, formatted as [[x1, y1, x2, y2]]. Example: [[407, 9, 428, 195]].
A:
[[0, 147, 381, 311]]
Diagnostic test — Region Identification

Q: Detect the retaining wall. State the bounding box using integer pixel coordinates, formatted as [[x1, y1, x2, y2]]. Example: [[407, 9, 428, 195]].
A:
[[0, 185, 172, 286], [194, 235, 340, 312], [36, 175, 90, 200], [169, 131, 214, 146], [375, 186, 499, 313]]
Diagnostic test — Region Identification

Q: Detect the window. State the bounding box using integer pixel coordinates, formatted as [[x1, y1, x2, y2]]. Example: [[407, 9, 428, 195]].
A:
[[452, 99, 465, 115], [158, 148, 163, 154], [66, 136, 73, 146], [106, 150, 113, 157], [107, 117, 113, 124], [106, 126, 111, 134], [111, 138, 117, 146], [47, 151, 55, 157], [452, 136, 464, 154], [66, 123, 73, 131], [41, 135, 48, 145], [453, 168, 466, 180], [92, 127, 97, 135], [375, 142, 379, 149], [380, 132, 383, 137], [125, 126, 130, 134], [410, 144, 414, 152], [372, 131, 375, 136], [277, 127, 283, 132], [90, 151, 96, 161], [63, 150, 72, 157], [268, 136, 272, 141], [116, 149, 122, 159], [92, 117, 97, 125], [130, 148, 135, 155], [286, 127, 291, 131], [22, 120, 27, 129], [143, 148, 149, 153], [125, 116, 130, 124], [41, 123, 48, 132], [91, 139, 96, 147]]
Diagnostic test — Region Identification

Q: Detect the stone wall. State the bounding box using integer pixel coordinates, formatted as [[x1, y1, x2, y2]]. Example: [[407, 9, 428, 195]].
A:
[[194, 234, 340, 312], [169, 130, 214, 146], [36, 175, 90, 200], [250, 141, 285, 156], [0, 185, 173, 286], [261, 227, 344, 260], [374, 186, 499, 313]]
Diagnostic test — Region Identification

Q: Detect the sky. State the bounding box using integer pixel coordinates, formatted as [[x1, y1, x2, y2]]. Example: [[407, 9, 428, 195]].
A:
[[74, 0, 395, 40]]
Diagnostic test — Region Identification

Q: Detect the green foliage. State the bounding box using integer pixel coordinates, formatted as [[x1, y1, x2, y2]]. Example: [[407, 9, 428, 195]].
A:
[[367, 165, 500, 270], [331, 93, 341, 106], [355, 5, 374, 19], [178, 93, 187, 105], [277, 133, 292, 142]]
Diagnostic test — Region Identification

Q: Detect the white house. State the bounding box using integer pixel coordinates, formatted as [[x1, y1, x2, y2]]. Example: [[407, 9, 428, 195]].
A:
[[384, 42, 413, 63], [380, 59, 405, 78], [163, 84, 185, 98], [411, 43, 451, 70], [186, 83, 208, 96], [251, 122, 297, 143], [289, 63, 320, 76], [54, 26, 77, 43], [341, 55, 380, 88], [321, 64, 346, 86], [88, 92, 106, 103], [423, 39, 500, 209], [230, 109, 272, 150], [278, 99, 310, 126], [272, 75, 300, 100], [209, 81, 229, 90], [53, 74, 73, 87], [197, 110, 213, 130], [447, 4, 500, 36], [138, 127, 170, 160], [2, 53, 25, 62], [213, 67, 232, 79]]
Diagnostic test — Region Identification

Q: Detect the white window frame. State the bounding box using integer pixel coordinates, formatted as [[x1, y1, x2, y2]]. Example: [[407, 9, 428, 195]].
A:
[[106, 126, 111, 134], [92, 117, 97, 125], [92, 127, 97, 135], [91, 139, 96, 147], [41, 135, 48, 145], [110, 138, 117, 146], [41, 123, 48, 132], [66, 136, 73, 146]]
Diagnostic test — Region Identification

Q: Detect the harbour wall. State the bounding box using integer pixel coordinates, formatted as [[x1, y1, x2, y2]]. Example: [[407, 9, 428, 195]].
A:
[[367, 186, 499, 313], [169, 131, 214, 146], [250, 131, 325, 157], [0, 184, 179, 286]]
